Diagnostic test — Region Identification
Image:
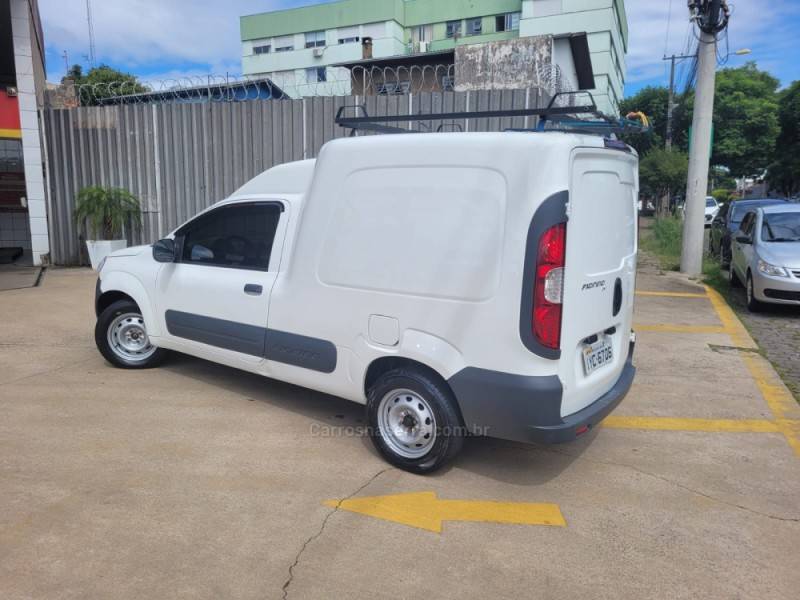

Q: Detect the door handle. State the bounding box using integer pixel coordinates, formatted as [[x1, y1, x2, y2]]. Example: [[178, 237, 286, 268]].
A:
[[244, 284, 263, 296]]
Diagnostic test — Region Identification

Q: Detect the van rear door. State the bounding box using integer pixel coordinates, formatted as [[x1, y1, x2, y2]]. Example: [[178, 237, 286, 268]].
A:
[[558, 147, 638, 417]]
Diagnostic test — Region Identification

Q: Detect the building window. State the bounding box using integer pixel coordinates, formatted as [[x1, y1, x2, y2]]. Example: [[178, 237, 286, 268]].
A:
[[338, 36, 359, 44], [466, 18, 482, 36], [306, 67, 327, 83], [275, 45, 293, 52], [496, 12, 521, 32], [417, 26, 428, 42], [253, 45, 271, 55], [305, 30, 326, 48], [445, 20, 461, 38]]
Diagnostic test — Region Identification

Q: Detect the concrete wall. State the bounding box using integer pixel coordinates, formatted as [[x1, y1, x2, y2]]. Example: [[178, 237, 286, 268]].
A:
[[455, 36, 552, 92]]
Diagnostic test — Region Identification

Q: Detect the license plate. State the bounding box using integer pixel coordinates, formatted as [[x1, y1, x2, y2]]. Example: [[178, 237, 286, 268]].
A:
[[582, 338, 614, 375]]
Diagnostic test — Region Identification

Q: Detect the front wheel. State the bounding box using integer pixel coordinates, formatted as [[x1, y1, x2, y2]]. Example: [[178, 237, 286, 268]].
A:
[[95, 300, 168, 368], [367, 367, 465, 474], [746, 273, 764, 312]]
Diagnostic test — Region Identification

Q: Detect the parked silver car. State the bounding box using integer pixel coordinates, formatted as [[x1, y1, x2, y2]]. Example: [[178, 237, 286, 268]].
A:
[[729, 205, 800, 311]]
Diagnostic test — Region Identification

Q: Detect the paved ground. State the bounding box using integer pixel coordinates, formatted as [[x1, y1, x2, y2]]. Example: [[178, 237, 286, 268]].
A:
[[0, 264, 42, 292], [1, 266, 799, 599], [721, 275, 800, 400]]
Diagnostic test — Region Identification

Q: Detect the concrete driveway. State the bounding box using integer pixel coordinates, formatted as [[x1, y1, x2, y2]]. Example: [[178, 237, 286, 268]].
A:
[[1, 266, 798, 599]]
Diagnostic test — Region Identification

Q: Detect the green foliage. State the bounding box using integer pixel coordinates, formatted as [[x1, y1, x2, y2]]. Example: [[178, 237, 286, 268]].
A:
[[622, 64, 781, 179], [640, 216, 683, 269], [712, 63, 780, 178], [639, 148, 689, 202], [767, 80, 800, 196], [73, 186, 142, 240], [62, 64, 147, 106], [619, 86, 691, 155], [711, 188, 735, 203]]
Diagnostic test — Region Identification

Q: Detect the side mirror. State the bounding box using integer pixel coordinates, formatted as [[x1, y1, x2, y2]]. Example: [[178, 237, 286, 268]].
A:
[[152, 238, 176, 263], [735, 235, 752, 244]]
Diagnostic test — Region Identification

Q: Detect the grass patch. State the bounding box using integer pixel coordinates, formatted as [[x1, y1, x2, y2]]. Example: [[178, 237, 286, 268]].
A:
[[640, 216, 682, 270], [640, 216, 725, 287]]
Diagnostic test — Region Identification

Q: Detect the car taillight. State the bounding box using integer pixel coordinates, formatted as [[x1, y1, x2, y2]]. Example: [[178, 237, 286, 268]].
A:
[[533, 222, 566, 349]]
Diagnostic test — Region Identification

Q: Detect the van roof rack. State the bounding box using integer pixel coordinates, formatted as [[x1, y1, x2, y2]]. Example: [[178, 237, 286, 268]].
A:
[[334, 91, 651, 137]]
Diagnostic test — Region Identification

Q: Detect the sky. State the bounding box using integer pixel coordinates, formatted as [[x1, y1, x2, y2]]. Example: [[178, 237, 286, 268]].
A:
[[39, 0, 800, 97]]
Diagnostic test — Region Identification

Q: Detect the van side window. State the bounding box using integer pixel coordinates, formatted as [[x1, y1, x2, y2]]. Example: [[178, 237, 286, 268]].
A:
[[177, 203, 281, 271]]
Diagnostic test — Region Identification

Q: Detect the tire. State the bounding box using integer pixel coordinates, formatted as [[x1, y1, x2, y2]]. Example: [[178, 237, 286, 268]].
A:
[[728, 263, 741, 288], [746, 273, 764, 313], [719, 242, 729, 268], [367, 367, 465, 474], [95, 299, 168, 369]]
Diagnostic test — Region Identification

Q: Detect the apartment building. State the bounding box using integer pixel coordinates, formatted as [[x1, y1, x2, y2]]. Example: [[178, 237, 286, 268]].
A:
[[240, 0, 628, 113]]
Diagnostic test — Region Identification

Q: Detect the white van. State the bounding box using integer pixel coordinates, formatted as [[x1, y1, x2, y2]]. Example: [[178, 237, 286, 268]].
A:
[[94, 132, 638, 473]]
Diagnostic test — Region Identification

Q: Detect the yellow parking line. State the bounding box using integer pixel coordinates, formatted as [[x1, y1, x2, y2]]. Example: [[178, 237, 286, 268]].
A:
[[635, 324, 727, 334], [602, 416, 782, 433], [704, 285, 800, 456], [635, 291, 708, 298]]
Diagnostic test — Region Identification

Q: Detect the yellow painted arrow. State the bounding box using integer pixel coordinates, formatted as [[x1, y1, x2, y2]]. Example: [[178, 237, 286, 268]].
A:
[[324, 492, 566, 533]]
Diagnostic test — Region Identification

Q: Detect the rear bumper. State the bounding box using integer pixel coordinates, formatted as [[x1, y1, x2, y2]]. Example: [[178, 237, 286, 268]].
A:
[[448, 339, 635, 445]]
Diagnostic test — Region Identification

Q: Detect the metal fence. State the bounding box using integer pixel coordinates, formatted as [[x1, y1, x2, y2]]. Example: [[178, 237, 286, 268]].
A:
[[42, 88, 548, 265]]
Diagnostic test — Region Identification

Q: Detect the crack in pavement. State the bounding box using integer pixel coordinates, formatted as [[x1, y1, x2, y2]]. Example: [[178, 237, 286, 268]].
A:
[[541, 445, 800, 523], [280, 467, 392, 600]]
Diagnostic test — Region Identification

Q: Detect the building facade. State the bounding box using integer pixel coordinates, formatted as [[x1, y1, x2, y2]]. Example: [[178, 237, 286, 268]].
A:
[[240, 0, 628, 113], [0, 0, 49, 266]]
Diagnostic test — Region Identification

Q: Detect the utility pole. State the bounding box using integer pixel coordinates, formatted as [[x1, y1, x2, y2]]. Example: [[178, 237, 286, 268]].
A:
[[680, 0, 730, 276], [662, 53, 695, 150], [86, 0, 96, 67]]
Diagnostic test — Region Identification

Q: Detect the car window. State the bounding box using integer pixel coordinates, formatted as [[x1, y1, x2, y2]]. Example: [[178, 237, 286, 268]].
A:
[[705, 198, 716, 208], [177, 203, 281, 271], [762, 212, 800, 242], [739, 212, 754, 235]]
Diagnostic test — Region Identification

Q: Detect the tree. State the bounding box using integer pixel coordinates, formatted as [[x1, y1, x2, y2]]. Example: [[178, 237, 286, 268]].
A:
[[619, 86, 691, 155], [61, 64, 147, 106], [711, 63, 780, 178], [639, 148, 689, 214], [767, 80, 800, 196]]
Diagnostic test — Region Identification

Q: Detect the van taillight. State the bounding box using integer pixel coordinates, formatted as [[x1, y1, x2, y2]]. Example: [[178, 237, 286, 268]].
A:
[[533, 222, 566, 349]]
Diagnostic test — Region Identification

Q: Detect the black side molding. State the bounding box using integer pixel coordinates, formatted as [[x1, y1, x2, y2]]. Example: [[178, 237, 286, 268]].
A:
[[165, 310, 337, 373]]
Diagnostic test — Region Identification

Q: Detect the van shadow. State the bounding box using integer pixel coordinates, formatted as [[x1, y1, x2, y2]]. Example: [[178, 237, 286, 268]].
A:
[[160, 353, 589, 486]]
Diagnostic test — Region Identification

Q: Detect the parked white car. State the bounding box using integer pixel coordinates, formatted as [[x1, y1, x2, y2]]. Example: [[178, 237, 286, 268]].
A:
[[729, 204, 800, 311], [680, 196, 719, 226], [94, 132, 638, 473]]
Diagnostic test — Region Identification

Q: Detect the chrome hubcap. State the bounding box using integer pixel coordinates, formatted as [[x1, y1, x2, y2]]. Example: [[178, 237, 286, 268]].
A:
[[377, 389, 436, 459], [107, 312, 156, 362]]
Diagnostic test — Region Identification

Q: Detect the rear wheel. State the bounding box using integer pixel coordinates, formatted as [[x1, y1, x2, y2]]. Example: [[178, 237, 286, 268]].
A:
[[367, 367, 464, 474], [95, 300, 167, 369], [746, 273, 764, 312]]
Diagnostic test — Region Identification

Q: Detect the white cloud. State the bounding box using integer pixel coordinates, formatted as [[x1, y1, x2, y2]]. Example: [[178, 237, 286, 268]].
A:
[[625, 0, 800, 89], [40, 0, 329, 82]]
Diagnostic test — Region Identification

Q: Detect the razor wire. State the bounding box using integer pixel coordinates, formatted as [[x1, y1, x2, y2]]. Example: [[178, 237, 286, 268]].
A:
[[62, 63, 576, 107]]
